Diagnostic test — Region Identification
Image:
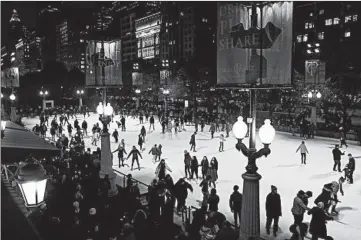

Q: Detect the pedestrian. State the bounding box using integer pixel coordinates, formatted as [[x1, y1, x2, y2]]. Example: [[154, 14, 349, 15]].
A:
[[50, 126, 56, 141], [207, 188, 220, 212], [184, 150, 192, 178], [112, 129, 119, 143], [149, 115, 155, 131], [67, 123, 73, 137], [210, 123, 215, 139], [308, 202, 334, 240], [138, 134, 144, 151], [156, 144, 162, 162], [265, 185, 282, 237], [190, 156, 199, 179], [200, 156, 209, 179], [155, 159, 172, 181], [219, 134, 225, 152], [210, 157, 219, 181], [189, 132, 197, 152], [174, 178, 193, 213], [229, 185, 242, 229], [346, 153, 355, 184], [199, 175, 211, 209], [291, 190, 310, 225], [339, 128, 348, 148], [112, 144, 127, 168], [332, 144, 344, 172], [140, 126, 146, 142], [82, 120, 88, 136], [296, 141, 309, 164], [149, 144, 158, 164], [127, 146, 143, 171]]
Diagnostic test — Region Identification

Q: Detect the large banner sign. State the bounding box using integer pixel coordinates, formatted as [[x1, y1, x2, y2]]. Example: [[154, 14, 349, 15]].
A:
[[217, 2, 293, 86], [160, 70, 171, 85], [305, 60, 326, 84], [85, 40, 122, 87], [1, 67, 20, 88], [132, 72, 143, 86]]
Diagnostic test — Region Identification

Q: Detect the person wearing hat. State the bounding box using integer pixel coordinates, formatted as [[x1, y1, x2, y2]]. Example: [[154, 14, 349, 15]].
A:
[[308, 202, 334, 240], [291, 190, 310, 225], [265, 185, 282, 237], [332, 144, 345, 172]]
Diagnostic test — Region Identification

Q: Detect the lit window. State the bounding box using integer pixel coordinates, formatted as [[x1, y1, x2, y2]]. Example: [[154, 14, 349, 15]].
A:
[[345, 15, 352, 23], [333, 18, 340, 25], [166, 29, 168, 33], [318, 32, 324, 40], [81, 65, 85, 69], [319, 9, 324, 15], [345, 31, 351, 37], [303, 34, 308, 42], [305, 23, 309, 29], [169, 23, 172, 26], [353, 15, 358, 22], [325, 19, 333, 26], [305, 22, 314, 29], [310, 12, 313, 17], [297, 35, 302, 42], [80, 39, 84, 43], [166, 22, 168, 26]]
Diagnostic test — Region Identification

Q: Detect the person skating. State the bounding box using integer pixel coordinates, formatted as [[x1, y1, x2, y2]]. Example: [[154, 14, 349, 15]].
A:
[[190, 156, 199, 180], [229, 185, 242, 229], [219, 134, 225, 152], [112, 129, 119, 143], [112, 143, 128, 168], [347, 153, 355, 184], [121, 116, 126, 131], [207, 188, 220, 212], [138, 134, 144, 151], [225, 122, 230, 138], [161, 119, 166, 134], [127, 146, 143, 171], [199, 175, 211, 208], [296, 141, 309, 164], [332, 144, 345, 172], [50, 126, 56, 141], [174, 178, 193, 214], [208, 159, 217, 189], [139, 113, 144, 124], [81, 120, 88, 136], [200, 119, 205, 132], [184, 150, 192, 178], [149, 144, 158, 164], [200, 156, 209, 179], [210, 123, 215, 139], [155, 159, 172, 181], [265, 185, 282, 237], [308, 202, 334, 240], [67, 123, 73, 137], [329, 177, 345, 215], [149, 115, 155, 131], [339, 127, 348, 148], [291, 190, 310, 225], [156, 144, 162, 162], [189, 132, 197, 152], [140, 126, 146, 143]]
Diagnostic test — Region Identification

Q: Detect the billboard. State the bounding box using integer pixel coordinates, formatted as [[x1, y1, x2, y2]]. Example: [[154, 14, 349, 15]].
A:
[[85, 40, 122, 87], [305, 60, 326, 84], [160, 70, 171, 85], [132, 72, 143, 86], [1, 67, 20, 88], [217, 2, 293, 86]]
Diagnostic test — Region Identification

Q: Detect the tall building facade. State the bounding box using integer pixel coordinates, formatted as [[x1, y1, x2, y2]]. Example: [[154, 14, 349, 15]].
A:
[[1, 47, 10, 70], [14, 38, 28, 76], [27, 30, 42, 72], [294, 2, 361, 79]]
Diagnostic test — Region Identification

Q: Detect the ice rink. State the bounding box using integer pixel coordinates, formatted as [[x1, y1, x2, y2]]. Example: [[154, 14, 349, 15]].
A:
[[23, 113, 361, 240]]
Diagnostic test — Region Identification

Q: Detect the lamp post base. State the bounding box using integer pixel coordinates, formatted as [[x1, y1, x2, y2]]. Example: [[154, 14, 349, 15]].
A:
[[239, 172, 262, 240], [99, 131, 118, 197]]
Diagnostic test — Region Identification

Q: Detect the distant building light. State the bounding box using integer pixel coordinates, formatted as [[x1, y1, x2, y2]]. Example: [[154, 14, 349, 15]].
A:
[[297, 35, 302, 43], [315, 43, 320, 47], [307, 44, 312, 48], [11, 52, 15, 56], [333, 17, 340, 25], [345, 15, 352, 23], [314, 48, 320, 53], [318, 32, 324, 40], [325, 19, 332, 26], [345, 31, 351, 37], [80, 39, 84, 43], [307, 49, 312, 54], [353, 14, 358, 22], [180, 12, 184, 16], [303, 34, 308, 42], [319, 9, 324, 15]]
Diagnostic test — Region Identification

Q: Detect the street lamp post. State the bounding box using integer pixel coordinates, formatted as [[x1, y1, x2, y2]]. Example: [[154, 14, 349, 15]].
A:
[[16, 163, 48, 208], [9, 93, 17, 122], [135, 88, 141, 109], [163, 88, 170, 116], [97, 102, 118, 197], [76, 89, 85, 109], [233, 116, 275, 239], [39, 90, 49, 111]]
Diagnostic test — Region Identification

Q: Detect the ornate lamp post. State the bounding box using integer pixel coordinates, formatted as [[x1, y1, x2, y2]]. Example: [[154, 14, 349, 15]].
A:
[[9, 93, 17, 122], [162, 88, 170, 116], [76, 89, 85, 109], [96, 102, 118, 197], [233, 117, 275, 239], [39, 90, 49, 111], [16, 163, 48, 208], [135, 88, 141, 109]]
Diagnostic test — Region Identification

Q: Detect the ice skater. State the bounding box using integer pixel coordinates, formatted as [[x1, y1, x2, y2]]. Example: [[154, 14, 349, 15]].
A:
[[296, 141, 309, 164], [127, 146, 143, 171], [149, 144, 158, 164], [189, 132, 197, 152], [219, 134, 225, 152], [155, 159, 172, 181], [332, 144, 344, 172]]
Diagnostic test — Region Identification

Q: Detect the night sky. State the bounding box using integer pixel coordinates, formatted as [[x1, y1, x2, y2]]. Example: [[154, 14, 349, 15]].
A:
[[1, 1, 37, 45]]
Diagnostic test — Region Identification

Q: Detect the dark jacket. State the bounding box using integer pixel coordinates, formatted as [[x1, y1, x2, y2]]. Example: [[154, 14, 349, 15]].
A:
[[127, 149, 142, 159], [184, 153, 192, 166], [200, 159, 209, 173], [174, 180, 193, 200], [214, 225, 238, 240], [189, 134, 195, 145], [308, 207, 333, 237], [265, 192, 282, 217], [208, 194, 220, 211], [348, 157, 355, 171], [229, 191, 242, 211], [332, 148, 344, 160], [191, 157, 199, 170]]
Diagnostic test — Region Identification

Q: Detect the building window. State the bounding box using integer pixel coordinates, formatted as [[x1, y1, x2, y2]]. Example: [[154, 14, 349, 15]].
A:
[[202, 18, 208, 23], [333, 18, 340, 25], [310, 12, 313, 17], [318, 32, 324, 40], [345, 31, 351, 37], [297, 35, 302, 43], [303, 34, 308, 42], [80, 39, 84, 43], [319, 9, 324, 15], [345, 15, 352, 23], [353, 14, 358, 22], [305, 22, 314, 29], [325, 19, 332, 26]]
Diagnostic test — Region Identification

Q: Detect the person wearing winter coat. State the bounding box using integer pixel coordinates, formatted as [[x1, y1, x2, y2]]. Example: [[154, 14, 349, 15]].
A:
[[265, 185, 282, 237], [209, 157, 219, 182], [121, 116, 126, 131], [189, 132, 197, 152], [210, 123, 215, 139], [155, 159, 172, 180], [112, 144, 127, 168], [308, 202, 334, 240], [81, 120, 88, 136], [347, 153, 355, 184], [127, 146, 143, 171], [199, 175, 211, 208], [229, 185, 242, 228], [214, 221, 238, 240], [138, 134, 144, 151], [184, 150, 192, 178], [156, 144, 162, 162], [291, 190, 310, 225], [200, 156, 209, 179], [296, 141, 309, 164], [140, 126, 146, 142], [112, 129, 119, 143], [190, 156, 199, 179], [174, 178, 193, 213], [219, 134, 226, 152], [149, 144, 158, 164], [332, 144, 345, 172], [207, 188, 220, 212], [149, 115, 155, 131]]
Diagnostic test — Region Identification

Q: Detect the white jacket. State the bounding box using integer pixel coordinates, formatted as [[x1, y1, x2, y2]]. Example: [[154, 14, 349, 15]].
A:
[[296, 144, 308, 154]]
